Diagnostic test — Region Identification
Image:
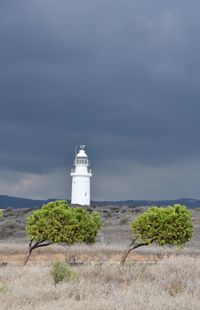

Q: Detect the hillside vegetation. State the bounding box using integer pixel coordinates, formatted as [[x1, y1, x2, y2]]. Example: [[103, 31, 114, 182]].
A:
[[0, 203, 200, 309], [0, 205, 200, 248]]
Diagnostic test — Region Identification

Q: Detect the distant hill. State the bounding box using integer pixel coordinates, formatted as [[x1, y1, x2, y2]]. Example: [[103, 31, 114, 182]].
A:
[[0, 195, 56, 209], [0, 195, 200, 209]]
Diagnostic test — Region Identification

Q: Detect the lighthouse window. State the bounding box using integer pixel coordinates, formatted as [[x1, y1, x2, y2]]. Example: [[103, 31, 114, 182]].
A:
[[76, 158, 88, 165]]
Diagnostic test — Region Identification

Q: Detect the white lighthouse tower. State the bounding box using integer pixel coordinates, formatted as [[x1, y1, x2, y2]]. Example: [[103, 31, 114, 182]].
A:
[[70, 145, 92, 206]]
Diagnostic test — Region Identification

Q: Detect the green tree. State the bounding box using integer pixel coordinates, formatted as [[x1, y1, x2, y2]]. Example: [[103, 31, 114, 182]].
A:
[[121, 204, 193, 265], [25, 200, 101, 264], [0, 209, 3, 218]]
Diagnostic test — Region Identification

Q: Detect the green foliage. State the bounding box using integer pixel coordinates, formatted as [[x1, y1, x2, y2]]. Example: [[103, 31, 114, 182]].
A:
[[0, 284, 8, 294], [26, 200, 102, 245], [0, 209, 3, 218], [131, 204, 193, 246], [50, 261, 78, 285]]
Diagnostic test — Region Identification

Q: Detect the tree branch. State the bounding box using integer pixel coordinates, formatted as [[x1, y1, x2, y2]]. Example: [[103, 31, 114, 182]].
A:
[[24, 240, 51, 265], [131, 243, 148, 250], [33, 242, 51, 249], [120, 241, 148, 266]]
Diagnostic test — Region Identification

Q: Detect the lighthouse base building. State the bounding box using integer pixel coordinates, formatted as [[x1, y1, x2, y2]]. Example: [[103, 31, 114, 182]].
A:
[[70, 145, 92, 206]]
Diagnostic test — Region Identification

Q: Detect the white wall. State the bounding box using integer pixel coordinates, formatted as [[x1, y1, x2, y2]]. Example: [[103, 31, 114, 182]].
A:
[[71, 176, 90, 205]]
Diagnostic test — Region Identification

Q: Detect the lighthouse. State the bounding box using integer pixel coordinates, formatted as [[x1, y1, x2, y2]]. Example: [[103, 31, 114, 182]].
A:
[[70, 145, 92, 206]]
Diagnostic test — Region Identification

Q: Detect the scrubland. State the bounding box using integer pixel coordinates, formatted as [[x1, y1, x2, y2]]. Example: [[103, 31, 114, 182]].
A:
[[0, 207, 200, 309], [0, 253, 200, 310]]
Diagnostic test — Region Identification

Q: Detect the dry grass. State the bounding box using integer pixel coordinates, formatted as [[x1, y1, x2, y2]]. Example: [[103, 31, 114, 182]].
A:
[[0, 255, 200, 310], [0, 206, 200, 309], [1, 241, 200, 258]]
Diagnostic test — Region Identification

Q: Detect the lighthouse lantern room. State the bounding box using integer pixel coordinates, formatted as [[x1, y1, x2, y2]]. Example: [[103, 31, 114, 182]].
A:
[[70, 145, 92, 206]]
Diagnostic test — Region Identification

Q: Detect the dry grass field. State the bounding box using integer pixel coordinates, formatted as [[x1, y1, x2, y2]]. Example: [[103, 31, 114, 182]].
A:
[[0, 250, 200, 310], [0, 206, 200, 309]]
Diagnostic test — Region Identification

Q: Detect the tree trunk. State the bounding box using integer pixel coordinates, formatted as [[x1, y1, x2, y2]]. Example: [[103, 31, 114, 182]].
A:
[[24, 244, 33, 265], [120, 242, 147, 266], [24, 241, 51, 265], [120, 247, 133, 266]]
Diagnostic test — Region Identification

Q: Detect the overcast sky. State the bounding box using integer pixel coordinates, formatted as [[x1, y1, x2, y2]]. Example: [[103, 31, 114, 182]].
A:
[[0, 0, 200, 200]]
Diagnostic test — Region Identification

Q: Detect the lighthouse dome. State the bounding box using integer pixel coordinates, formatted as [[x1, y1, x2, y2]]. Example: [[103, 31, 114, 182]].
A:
[[76, 149, 87, 158]]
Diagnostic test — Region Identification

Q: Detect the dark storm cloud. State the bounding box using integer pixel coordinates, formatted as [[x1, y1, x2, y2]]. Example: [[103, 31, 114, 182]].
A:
[[0, 0, 200, 199]]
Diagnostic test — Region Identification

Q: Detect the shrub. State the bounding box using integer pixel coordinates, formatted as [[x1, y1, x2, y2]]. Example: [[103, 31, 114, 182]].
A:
[[131, 204, 193, 246], [0, 285, 8, 294], [25, 200, 102, 264], [104, 211, 112, 218], [121, 204, 193, 265], [0, 219, 19, 239], [119, 217, 129, 225], [50, 261, 78, 285], [166, 278, 186, 297]]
